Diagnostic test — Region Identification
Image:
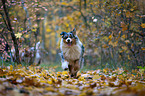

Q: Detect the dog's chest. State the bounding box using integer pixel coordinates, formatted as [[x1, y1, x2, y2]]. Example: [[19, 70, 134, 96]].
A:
[[62, 44, 81, 61]]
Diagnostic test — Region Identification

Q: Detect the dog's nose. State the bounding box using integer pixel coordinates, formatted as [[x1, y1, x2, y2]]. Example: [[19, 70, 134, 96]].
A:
[[67, 39, 70, 42]]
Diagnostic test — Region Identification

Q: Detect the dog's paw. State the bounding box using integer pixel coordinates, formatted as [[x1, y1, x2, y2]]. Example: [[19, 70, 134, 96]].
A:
[[61, 60, 69, 70]]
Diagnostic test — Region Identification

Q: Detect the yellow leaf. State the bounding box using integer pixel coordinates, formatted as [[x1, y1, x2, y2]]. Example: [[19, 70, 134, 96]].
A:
[[102, 44, 109, 48], [108, 35, 112, 39], [32, 28, 36, 32], [108, 41, 113, 46], [130, 8, 134, 11], [128, 55, 131, 60], [93, 75, 100, 80], [45, 87, 55, 92], [68, 16, 73, 21], [15, 33, 22, 38], [78, 76, 85, 81], [121, 34, 126, 39], [103, 69, 107, 73], [24, 34, 29, 38], [46, 28, 51, 32], [47, 80, 53, 84], [141, 47, 145, 50], [17, 64, 22, 69], [40, 80, 46, 83], [57, 73, 61, 77], [112, 41, 118, 47], [61, 2, 68, 6], [62, 71, 68, 75], [141, 23, 145, 28], [79, 92, 87, 96], [25, 87, 33, 90], [20, 28, 23, 30], [65, 23, 69, 27], [121, 22, 127, 31], [122, 46, 128, 51], [103, 36, 109, 41], [10, 65, 13, 71], [126, 11, 131, 18], [122, 27, 127, 31]]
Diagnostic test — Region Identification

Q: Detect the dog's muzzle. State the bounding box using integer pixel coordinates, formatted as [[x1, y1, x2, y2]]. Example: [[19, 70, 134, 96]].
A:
[[66, 38, 72, 42], [66, 38, 72, 46]]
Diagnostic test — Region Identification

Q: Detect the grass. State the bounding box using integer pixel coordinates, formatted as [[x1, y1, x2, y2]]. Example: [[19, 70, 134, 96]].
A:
[[0, 60, 115, 72], [40, 62, 102, 72], [40, 61, 63, 72], [0, 60, 136, 73]]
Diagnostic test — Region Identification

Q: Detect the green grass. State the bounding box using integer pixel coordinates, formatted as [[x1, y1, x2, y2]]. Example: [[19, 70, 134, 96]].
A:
[[0, 60, 136, 73], [40, 62, 101, 72], [40, 62, 63, 72]]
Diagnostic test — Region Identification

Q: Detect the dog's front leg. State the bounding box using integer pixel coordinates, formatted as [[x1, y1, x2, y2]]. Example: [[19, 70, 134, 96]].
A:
[[69, 60, 80, 78], [59, 52, 69, 70]]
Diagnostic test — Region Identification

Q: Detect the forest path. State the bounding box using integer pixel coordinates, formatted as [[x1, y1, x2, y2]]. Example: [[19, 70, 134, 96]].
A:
[[0, 66, 144, 96]]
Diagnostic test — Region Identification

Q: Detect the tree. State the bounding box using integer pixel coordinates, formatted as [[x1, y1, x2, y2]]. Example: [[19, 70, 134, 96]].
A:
[[1, 0, 20, 64]]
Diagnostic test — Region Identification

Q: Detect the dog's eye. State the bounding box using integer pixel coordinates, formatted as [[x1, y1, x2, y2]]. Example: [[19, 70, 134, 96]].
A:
[[64, 36, 68, 39], [69, 34, 74, 38], [69, 35, 72, 38]]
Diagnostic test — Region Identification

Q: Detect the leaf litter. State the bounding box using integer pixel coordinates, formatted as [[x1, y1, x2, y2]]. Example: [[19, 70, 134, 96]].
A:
[[0, 66, 144, 96]]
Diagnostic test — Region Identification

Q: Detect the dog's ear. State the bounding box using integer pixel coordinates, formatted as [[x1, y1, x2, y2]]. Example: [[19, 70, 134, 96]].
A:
[[72, 28, 76, 35], [60, 32, 66, 36], [60, 32, 67, 38]]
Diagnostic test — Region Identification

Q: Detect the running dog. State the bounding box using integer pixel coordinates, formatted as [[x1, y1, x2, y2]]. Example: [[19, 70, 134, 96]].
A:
[[60, 28, 84, 77]]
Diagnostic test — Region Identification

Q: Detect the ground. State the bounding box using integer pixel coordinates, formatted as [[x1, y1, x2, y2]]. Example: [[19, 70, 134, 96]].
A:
[[0, 64, 145, 96]]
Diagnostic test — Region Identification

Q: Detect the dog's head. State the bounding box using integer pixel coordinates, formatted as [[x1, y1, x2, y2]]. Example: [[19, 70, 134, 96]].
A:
[[60, 28, 77, 47]]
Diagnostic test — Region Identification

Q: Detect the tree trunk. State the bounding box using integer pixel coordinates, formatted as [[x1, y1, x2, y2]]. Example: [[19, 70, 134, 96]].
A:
[[2, 0, 20, 64], [21, 0, 32, 46], [42, 10, 48, 49]]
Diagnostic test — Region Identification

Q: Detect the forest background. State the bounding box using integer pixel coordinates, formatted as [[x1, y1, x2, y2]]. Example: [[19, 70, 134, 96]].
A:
[[0, 0, 145, 71]]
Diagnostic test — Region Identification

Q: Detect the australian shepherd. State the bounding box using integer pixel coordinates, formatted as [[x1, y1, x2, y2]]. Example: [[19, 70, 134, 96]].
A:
[[60, 28, 84, 77]]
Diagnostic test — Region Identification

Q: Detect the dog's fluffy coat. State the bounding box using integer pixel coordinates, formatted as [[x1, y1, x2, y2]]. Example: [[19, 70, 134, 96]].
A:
[[60, 39, 82, 61]]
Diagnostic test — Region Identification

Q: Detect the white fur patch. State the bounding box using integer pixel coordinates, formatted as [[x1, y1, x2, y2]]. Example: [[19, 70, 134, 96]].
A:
[[61, 60, 69, 70], [66, 38, 72, 42]]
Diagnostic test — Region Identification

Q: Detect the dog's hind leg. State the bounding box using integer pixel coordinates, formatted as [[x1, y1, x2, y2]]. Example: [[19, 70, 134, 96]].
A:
[[74, 60, 80, 77]]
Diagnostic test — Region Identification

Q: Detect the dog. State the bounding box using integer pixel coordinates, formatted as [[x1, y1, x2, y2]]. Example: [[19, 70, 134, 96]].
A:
[[60, 28, 84, 77]]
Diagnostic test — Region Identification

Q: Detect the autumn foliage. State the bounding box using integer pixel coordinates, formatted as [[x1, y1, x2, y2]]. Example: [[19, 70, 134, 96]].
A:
[[0, 0, 145, 95], [0, 66, 144, 96], [0, 0, 145, 69]]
